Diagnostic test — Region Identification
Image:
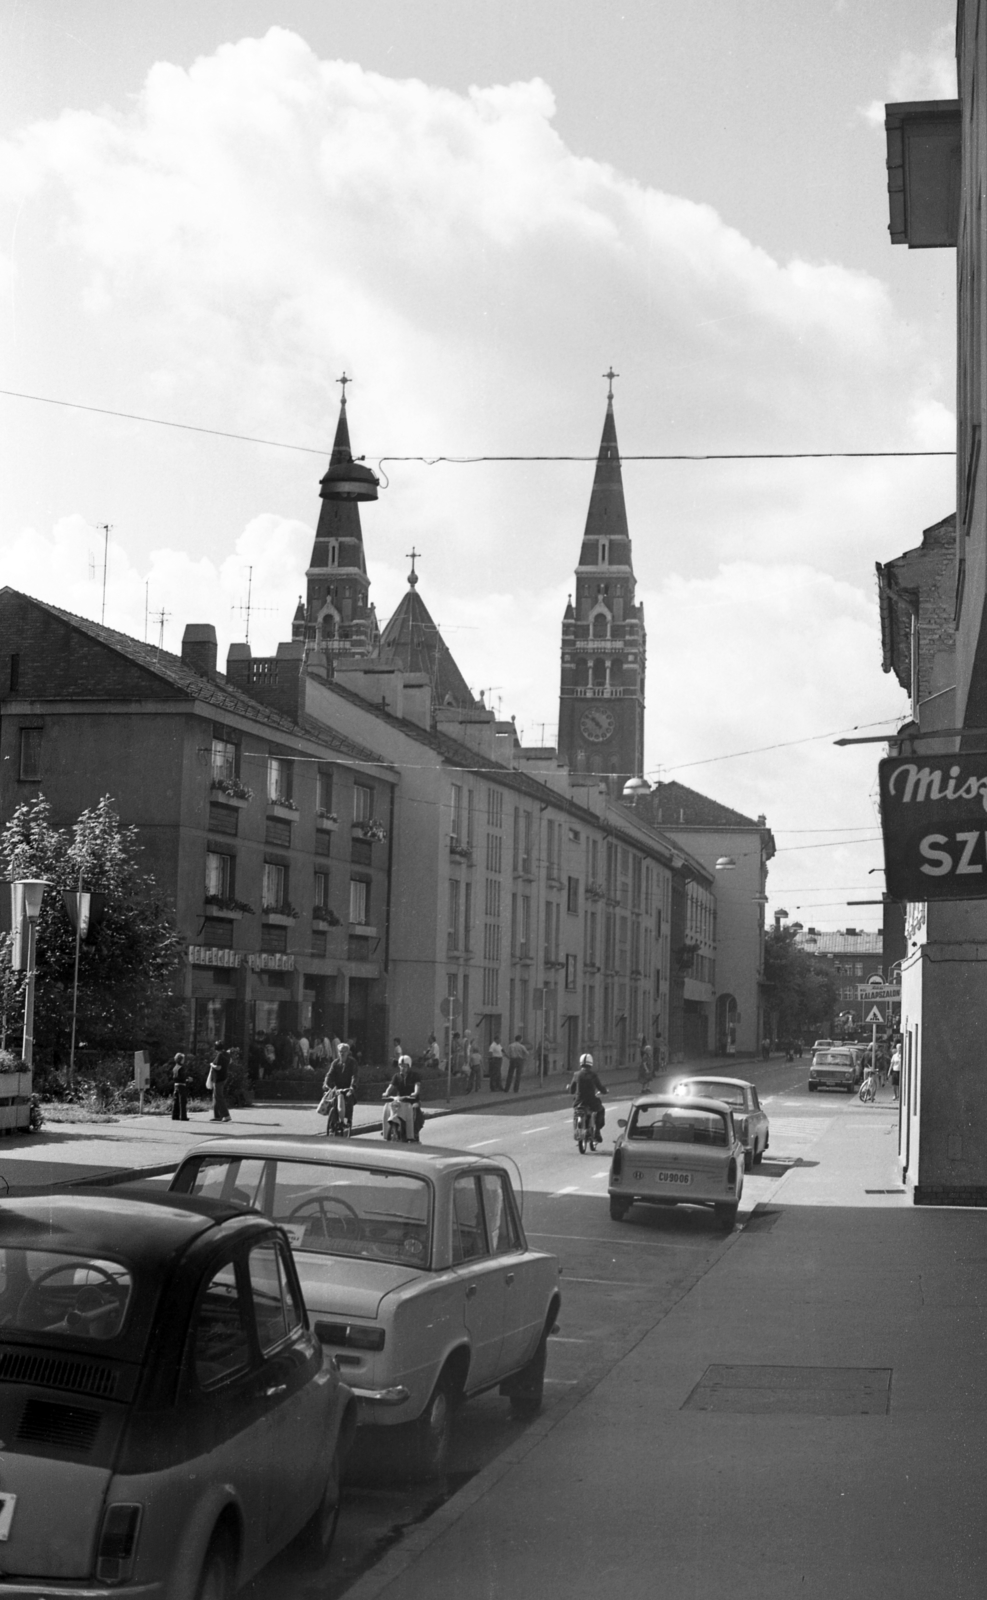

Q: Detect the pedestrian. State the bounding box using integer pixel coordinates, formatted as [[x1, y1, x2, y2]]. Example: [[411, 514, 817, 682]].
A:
[[638, 1039, 654, 1091], [466, 1037, 482, 1093], [505, 1033, 528, 1094], [889, 1043, 902, 1101], [487, 1035, 504, 1092], [296, 1032, 310, 1068], [392, 1036, 403, 1068], [451, 1031, 464, 1077], [170, 1052, 189, 1121], [424, 1032, 440, 1068], [208, 1044, 232, 1122]]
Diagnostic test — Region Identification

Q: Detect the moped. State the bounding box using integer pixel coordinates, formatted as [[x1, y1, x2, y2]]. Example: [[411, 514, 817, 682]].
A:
[[383, 1094, 419, 1142], [573, 1104, 601, 1154], [325, 1085, 353, 1137]]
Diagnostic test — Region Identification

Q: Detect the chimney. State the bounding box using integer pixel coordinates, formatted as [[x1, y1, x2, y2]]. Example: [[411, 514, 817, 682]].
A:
[[181, 624, 217, 678]]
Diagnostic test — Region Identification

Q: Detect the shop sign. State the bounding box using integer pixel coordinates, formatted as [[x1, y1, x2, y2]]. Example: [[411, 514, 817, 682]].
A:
[[854, 984, 901, 1001], [879, 755, 987, 901], [188, 946, 295, 972]]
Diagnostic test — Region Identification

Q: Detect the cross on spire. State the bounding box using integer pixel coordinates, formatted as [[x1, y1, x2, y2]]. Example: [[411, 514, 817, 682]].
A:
[[603, 366, 619, 400], [406, 546, 420, 588], [337, 371, 351, 404]]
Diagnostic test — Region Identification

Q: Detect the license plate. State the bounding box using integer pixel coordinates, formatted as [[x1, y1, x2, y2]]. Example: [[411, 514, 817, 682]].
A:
[[0, 1493, 17, 1541], [657, 1171, 691, 1186]]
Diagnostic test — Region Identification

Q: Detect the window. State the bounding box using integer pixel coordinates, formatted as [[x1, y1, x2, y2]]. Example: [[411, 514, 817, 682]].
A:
[[261, 924, 288, 953], [451, 1177, 486, 1263], [519, 895, 531, 959], [317, 769, 334, 813], [314, 871, 329, 909], [520, 811, 533, 874], [211, 737, 237, 783], [267, 756, 292, 804], [463, 882, 473, 952], [350, 839, 372, 866], [353, 784, 373, 823], [247, 1241, 302, 1355], [192, 1260, 251, 1389], [448, 879, 460, 953], [349, 878, 369, 925], [466, 788, 475, 846], [8, 654, 19, 692], [565, 954, 577, 991], [262, 861, 286, 910], [487, 788, 503, 828], [450, 784, 463, 843], [205, 851, 233, 899], [202, 918, 234, 947], [484, 878, 501, 919], [265, 818, 292, 847], [311, 930, 327, 957], [479, 1173, 521, 1254], [486, 833, 503, 874], [18, 727, 41, 781], [483, 923, 502, 962], [482, 966, 500, 1008], [567, 876, 580, 915], [208, 802, 239, 837]]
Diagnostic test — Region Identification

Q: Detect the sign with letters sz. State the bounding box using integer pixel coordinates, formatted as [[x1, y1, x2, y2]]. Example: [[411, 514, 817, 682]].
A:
[[879, 755, 987, 900]]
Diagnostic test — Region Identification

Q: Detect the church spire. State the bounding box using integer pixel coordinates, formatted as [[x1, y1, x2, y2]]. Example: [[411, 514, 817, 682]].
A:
[[579, 371, 630, 558], [301, 378, 379, 666]]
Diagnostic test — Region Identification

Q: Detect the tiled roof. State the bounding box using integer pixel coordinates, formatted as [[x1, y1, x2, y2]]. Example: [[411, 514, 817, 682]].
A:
[[795, 931, 883, 955], [377, 585, 476, 709], [11, 590, 389, 766], [642, 780, 764, 830]]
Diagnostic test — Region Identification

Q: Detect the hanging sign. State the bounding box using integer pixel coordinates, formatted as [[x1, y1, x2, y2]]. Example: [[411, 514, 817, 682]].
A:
[[879, 755, 987, 900]]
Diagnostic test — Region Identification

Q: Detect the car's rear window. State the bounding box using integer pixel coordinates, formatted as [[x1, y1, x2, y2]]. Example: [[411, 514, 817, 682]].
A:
[[815, 1052, 852, 1065], [0, 1248, 133, 1341], [180, 1157, 432, 1267], [678, 1081, 745, 1106], [628, 1107, 729, 1146]]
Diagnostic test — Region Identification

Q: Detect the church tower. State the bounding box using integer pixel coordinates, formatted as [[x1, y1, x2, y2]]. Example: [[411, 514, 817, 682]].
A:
[[558, 373, 646, 783], [297, 378, 379, 667]]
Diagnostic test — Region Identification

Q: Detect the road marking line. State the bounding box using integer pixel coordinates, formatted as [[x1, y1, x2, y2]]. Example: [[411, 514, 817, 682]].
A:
[[548, 1336, 589, 1343], [526, 1231, 685, 1248], [466, 1139, 502, 1148], [521, 1125, 553, 1135], [548, 1185, 581, 1196], [565, 1277, 646, 1287]]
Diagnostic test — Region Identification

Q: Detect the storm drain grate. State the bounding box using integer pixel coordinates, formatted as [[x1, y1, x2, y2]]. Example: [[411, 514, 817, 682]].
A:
[[683, 1365, 892, 1416]]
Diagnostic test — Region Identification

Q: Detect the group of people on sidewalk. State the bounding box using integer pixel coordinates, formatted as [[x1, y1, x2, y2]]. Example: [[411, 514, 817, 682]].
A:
[[170, 1045, 233, 1123], [485, 1033, 532, 1093]]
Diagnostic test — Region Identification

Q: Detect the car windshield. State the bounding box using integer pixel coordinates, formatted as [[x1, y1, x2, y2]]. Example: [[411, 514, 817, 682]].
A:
[[182, 1157, 432, 1267], [679, 1081, 745, 1106], [0, 1248, 133, 1341], [628, 1106, 729, 1146], [816, 1052, 852, 1065]]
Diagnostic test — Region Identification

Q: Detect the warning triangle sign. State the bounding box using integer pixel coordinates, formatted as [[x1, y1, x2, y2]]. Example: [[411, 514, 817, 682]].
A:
[[865, 1005, 884, 1023]]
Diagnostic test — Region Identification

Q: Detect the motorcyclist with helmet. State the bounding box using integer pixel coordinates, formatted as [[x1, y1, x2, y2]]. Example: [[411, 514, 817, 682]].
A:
[[382, 1053, 423, 1142], [568, 1052, 607, 1141]]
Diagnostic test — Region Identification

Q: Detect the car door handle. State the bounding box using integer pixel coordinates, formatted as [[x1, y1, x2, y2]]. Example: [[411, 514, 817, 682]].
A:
[[264, 1383, 287, 1397], [465, 1284, 478, 1299], [504, 1272, 515, 1286]]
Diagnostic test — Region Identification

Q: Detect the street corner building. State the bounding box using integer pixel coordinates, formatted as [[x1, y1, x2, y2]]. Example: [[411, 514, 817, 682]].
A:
[[876, 4, 987, 1204]]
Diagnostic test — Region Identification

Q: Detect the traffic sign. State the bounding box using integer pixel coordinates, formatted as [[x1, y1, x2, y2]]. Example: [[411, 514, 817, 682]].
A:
[[439, 997, 460, 1020], [865, 1005, 885, 1024]]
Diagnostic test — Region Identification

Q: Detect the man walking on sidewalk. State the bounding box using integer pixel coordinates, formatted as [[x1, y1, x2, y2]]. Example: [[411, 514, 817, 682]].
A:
[[487, 1035, 505, 1092], [505, 1033, 529, 1094]]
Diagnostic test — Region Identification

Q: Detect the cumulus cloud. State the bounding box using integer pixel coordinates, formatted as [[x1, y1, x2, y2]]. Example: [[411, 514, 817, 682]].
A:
[[861, 22, 957, 125], [0, 28, 951, 925]]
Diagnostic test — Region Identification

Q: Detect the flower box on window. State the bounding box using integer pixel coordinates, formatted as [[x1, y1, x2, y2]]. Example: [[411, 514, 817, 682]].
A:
[[267, 799, 298, 822], [316, 810, 339, 831], [312, 905, 340, 925], [449, 840, 473, 861], [262, 903, 300, 926], [211, 778, 253, 806], [353, 818, 387, 843], [204, 894, 255, 920]]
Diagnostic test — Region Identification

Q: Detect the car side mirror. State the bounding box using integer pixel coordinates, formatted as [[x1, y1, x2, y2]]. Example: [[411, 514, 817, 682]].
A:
[[618, 1118, 627, 1129]]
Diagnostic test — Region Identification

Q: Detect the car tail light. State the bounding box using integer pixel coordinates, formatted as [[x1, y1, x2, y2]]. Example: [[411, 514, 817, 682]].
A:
[[95, 1503, 142, 1583], [611, 1146, 623, 1179], [727, 1158, 737, 1187], [315, 1320, 386, 1352]]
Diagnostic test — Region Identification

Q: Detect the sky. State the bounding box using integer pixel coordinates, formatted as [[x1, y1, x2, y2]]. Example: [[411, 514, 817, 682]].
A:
[[0, 0, 961, 932]]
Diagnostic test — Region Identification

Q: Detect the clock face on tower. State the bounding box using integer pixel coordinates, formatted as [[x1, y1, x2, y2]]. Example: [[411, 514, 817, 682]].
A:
[[580, 707, 616, 743]]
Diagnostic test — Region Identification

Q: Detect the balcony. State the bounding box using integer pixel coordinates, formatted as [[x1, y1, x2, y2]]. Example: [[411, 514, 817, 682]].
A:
[[449, 838, 474, 862], [352, 819, 388, 844]]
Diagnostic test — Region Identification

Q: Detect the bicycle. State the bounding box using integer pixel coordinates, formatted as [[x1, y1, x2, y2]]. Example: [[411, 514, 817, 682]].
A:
[[858, 1070, 878, 1103]]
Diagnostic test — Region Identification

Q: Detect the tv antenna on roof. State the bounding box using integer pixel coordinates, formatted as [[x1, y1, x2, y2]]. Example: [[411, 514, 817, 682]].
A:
[[150, 606, 170, 651], [231, 566, 276, 644]]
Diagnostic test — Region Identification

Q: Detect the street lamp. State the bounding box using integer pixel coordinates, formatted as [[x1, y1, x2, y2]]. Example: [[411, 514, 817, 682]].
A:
[[10, 879, 49, 1069], [62, 876, 92, 1087], [621, 776, 652, 800], [715, 856, 737, 870]]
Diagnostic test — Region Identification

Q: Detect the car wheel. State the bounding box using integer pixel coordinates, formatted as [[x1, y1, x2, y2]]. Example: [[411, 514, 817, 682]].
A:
[[410, 1375, 455, 1480], [298, 1444, 343, 1565], [714, 1202, 738, 1232], [508, 1327, 548, 1419], [194, 1532, 235, 1600], [808, 1082, 818, 1092], [753, 1143, 764, 1166], [609, 1195, 630, 1221]]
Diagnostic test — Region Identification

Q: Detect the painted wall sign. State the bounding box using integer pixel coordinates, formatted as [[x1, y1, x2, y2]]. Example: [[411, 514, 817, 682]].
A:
[[879, 756, 987, 900]]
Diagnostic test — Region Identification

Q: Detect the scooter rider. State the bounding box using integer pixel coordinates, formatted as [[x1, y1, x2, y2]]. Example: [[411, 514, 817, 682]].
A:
[[323, 1043, 358, 1135], [383, 1054, 423, 1142], [568, 1052, 607, 1140]]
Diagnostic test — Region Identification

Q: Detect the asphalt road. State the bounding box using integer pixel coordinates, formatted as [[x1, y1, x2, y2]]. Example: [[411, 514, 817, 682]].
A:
[[244, 1054, 840, 1599]]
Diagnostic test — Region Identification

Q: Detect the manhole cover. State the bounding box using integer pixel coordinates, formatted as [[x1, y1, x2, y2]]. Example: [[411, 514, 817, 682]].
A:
[[683, 1365, 892, 1416]]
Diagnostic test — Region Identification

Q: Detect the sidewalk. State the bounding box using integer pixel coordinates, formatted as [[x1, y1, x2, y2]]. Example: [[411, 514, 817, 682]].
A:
[[341, 1098, 987, 1600]]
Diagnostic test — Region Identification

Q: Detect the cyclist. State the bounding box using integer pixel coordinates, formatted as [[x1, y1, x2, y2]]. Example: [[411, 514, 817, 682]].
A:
[[568, 1052, 607, 1141]]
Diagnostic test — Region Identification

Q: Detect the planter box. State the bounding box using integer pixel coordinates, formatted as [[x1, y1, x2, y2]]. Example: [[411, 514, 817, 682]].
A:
[[267, 802, 299, 822], [262, 911, 295, 927], [211, 786, 250, 808], [316, 816, 339, 832], [204, 906, 243, 921], [0, 1071, 32, 1100]]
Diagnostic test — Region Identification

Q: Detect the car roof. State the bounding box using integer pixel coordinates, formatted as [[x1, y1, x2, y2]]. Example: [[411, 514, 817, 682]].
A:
[[631, 1094, 735, 1114], [674, 1075, 751, 1090], [182, 1135, 511, 1177], [0, 1188, 259, 1271]]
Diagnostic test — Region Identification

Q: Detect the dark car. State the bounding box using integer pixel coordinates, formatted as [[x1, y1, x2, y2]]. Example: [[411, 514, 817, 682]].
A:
[[0, 1188, 355, 1598]]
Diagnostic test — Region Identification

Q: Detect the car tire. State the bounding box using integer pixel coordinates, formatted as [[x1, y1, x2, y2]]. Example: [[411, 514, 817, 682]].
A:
[[298, 1444, 343, 1565], [714, 1202, 738, 1232], [194, 1531, 235, 1600], [508, 1327, 548, 1420], [410, 1374, 455, 1480], [753, 1143, 764, 1166], [808, 1082, 818, 1092], [609, 1195, 631, 1221]]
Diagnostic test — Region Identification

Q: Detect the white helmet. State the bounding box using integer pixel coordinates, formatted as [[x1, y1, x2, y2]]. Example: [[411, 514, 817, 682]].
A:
[[399, 1054, 412, 1067], [579, 1053, 594, 1068]]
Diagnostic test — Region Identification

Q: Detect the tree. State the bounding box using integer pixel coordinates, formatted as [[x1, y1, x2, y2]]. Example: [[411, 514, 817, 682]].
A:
[[762, 925, 837, 1042], [0, 796, 186, 1062]]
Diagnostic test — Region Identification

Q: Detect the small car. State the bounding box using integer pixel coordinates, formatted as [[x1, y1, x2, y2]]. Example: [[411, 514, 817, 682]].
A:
[[810, 1039, 834, 1052], [171, 1138, 562, 1479], [672, 1075, 770, 1171], [809, 1046, 862, 1092], [0, 1187, 355, 1599], [608, 1094, 745, 1230]]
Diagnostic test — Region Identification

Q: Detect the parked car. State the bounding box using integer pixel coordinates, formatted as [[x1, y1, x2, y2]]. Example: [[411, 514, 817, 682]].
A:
[[671, 1075, 770, 1171], [170, 1139, 562, 1478], [0, 1187, 355, 1599], [810, 1039, 834, 1052], [608, 1094, 745, 1230], [809, 1046, 863, 1092]]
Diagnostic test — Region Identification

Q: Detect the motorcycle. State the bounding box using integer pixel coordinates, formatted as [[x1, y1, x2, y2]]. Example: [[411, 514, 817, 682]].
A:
[[325, 1085, 353, 1137], [383, 1094, 420, 1143], [573, 1104, 601, 1154]]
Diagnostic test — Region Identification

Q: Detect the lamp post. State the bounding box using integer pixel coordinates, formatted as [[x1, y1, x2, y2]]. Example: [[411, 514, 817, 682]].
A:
[[62, 871, 92, 1087], [11, 880, 49, 1069]]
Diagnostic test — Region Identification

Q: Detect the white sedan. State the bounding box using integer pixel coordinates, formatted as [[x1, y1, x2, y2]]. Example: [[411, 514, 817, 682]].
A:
[[608, 1094, 745, 1230], [171, 1138, 561, 1479]]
